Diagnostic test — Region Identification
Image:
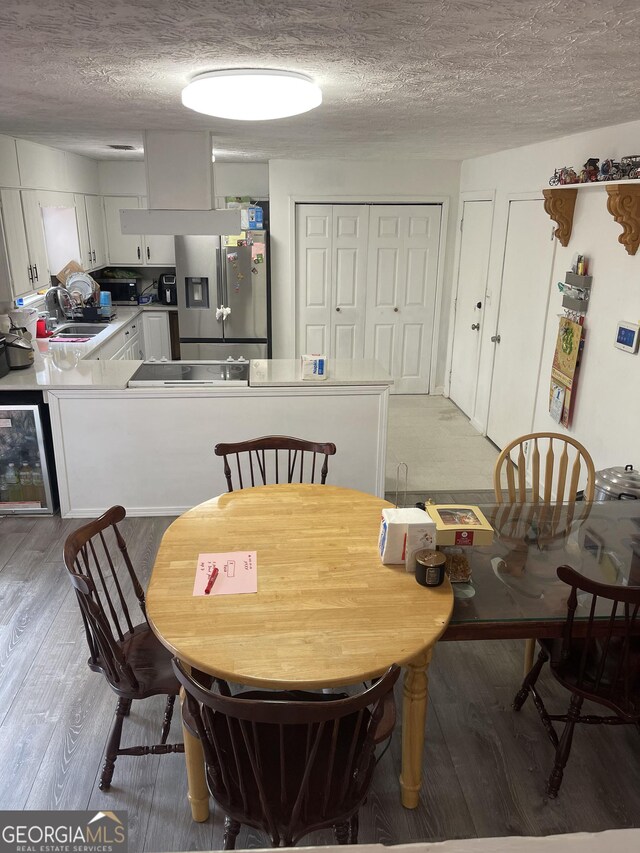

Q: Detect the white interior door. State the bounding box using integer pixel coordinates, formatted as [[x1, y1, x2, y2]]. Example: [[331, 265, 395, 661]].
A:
[[449, 200, 493, 418], [487, 199, 556, 449], [296, 204, 369, 357], [331, 206, 369, 358], [296, 204, 332, 355], [365, 205, 441, 393]]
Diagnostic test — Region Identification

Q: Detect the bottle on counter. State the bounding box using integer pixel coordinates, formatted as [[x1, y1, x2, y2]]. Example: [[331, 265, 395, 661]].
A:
[[4, 462, 21, 502]]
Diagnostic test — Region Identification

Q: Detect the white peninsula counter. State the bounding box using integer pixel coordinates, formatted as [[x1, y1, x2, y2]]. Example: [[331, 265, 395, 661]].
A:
[[42, 358, 392, 517]]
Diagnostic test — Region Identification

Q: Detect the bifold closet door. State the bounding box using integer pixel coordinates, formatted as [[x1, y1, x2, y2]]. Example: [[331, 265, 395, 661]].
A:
[[365, 205, 441, 393], [296, 204, 369, 358]]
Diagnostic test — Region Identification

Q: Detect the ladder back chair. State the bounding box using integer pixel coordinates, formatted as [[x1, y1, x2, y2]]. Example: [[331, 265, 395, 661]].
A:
[[513, 564, 640, 797], [63, 505, 185, 790], [494, 431, 595, 506], [215, 435, 337, 492], [173, 660, 400, 848]]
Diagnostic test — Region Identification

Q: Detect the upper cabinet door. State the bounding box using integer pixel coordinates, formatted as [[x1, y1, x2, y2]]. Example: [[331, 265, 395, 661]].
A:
[[20, 190, 51, 289], [85, 195, 108, 268], [73, 195, 92, 270], [0, 188, 31, 298], [140, 197, 175, 265], [103, 195, 141, 265]]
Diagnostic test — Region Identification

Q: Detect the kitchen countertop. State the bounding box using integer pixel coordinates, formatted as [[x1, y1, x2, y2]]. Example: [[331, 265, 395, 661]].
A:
[[0, 306, 146, 391], [249, 359, 393, 387]]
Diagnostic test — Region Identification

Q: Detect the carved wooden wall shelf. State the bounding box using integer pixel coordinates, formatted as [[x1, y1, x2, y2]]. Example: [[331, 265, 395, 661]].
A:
[[605, 184, 640, 255], [542, 180, 640, 255], [543, 188, 577, 247]]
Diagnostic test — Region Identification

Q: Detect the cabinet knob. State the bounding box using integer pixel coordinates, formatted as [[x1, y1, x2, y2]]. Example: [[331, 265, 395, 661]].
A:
[[146, 246, 150, 260], [476, 301, 482, 309], [92, 250, 96, 263], [137, 246, 141, 260], [471, 323, 480, 331], [27, 265, 34, 283], [491, 334, 501, 343], [393, 306, 399, 313], [33, 264, 39, 281], [336, 307, 341, 312]]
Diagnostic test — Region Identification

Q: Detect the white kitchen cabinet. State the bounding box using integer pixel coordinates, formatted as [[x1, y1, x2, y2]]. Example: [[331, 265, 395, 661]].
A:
[[85, 195, 108, 268], [141, 311, 171, 360], [140, 197, 175, 265], [74, 194, 108, 271], [0, 188, 51, 297], [104, 195, 143, 264], [93, 316, 143, 361], [104, 195, 175, 266]]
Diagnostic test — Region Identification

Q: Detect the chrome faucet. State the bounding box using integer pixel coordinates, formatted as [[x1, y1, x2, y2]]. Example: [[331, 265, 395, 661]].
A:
[[44, 286, 74, 323]]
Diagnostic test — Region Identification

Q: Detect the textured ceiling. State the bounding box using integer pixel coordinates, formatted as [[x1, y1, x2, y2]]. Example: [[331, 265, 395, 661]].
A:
[[1, 0, 639, 162]]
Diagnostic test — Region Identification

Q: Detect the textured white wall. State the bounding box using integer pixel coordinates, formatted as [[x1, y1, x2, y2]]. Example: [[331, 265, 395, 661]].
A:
[[459, 118, 640, 471], [269, 158, 461, 386]]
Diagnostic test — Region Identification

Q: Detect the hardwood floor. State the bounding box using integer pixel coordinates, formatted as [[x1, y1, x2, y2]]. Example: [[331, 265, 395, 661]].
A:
[[1, 511, 639, 852]]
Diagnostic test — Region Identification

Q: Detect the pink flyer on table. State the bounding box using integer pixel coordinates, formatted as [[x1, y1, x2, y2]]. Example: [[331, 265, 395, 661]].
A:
[[193, 551, 257, 596]]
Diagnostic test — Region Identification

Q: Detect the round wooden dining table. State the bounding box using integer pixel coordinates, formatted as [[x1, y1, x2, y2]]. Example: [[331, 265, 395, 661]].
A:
[[146, 484, 454, 819]]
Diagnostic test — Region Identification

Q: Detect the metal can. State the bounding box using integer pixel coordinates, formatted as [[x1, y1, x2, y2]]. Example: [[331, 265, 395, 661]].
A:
[[414, 549, 446, 587]]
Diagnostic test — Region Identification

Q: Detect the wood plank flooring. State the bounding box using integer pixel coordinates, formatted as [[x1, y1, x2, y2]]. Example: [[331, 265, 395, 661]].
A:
[[1, 511, 639, 852]]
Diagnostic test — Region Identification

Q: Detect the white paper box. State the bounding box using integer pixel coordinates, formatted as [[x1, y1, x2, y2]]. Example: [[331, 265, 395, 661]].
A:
[[301, 354, 327, 380], [379, 508, 436, 570]]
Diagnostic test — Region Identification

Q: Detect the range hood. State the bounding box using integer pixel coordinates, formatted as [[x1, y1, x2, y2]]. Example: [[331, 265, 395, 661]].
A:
[[119, 130, 241, 236], [121, 208, 240, 236]]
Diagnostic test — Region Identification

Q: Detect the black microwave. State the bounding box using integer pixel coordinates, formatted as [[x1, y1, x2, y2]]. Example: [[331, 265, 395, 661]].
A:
[[95, 279, 139, 303]]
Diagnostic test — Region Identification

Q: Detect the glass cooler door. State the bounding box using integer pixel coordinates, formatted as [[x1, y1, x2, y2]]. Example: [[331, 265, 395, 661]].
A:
[[0, 404, 56, 515]]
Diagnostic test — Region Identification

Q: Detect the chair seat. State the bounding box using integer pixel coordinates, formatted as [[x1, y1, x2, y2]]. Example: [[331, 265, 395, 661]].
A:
[[90, 622, 180, 699]]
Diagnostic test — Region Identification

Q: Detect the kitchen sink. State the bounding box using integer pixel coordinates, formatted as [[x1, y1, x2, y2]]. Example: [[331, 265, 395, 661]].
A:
[[53, 323, 110, 337]]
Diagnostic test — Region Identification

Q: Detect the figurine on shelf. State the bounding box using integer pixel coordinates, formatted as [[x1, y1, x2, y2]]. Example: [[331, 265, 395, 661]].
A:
[[579, 158, 600, 183], [549, 166, 578, 186], [620, 155, 640, 178], [598, 159, 621, 181]]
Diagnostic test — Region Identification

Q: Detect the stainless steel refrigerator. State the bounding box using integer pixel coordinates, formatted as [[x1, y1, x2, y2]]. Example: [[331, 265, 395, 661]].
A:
[[175, 232, 270, 360]]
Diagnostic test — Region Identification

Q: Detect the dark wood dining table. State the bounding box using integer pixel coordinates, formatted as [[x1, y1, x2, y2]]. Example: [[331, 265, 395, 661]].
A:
[[441, 500, 640, 646]]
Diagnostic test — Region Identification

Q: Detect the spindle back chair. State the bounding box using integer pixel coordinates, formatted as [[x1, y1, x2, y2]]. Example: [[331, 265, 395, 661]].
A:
[[494, 432, 595, 506], [214, 435, 337, 492], [173, 660, 400, 848], [513, 564, 640, 797], [64, 506, 184, 790]]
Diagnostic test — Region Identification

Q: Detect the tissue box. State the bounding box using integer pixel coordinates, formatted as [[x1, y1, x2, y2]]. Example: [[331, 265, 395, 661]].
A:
[[379, 508, 436, 571], [301, 354, 327, 380]]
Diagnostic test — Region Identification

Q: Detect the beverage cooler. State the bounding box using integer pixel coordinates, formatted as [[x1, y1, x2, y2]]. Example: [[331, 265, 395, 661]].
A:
[[0, 392, 58, 515]]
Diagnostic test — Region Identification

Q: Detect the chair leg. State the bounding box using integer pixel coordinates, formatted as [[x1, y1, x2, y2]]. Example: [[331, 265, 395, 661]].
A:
[[223, 817, 241, 850], [513, 646, 548, 711], [334, 823, 350, 845], [100, 697, 129, 791], [547, 693, 583, 798], [160, 695, 176, 744], [348, 813, 359, 844]]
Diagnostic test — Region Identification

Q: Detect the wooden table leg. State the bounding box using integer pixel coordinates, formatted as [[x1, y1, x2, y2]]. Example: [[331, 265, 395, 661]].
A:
[[180, 687, 210, 822], [400, 647, 433, 809]]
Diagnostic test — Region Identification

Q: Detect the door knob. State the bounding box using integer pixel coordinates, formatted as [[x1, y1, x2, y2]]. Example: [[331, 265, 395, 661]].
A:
[[491, 334, 501, 343], [393, 307, 399, 313], [471, 323, 480, 331], [336, 307, 341, 312]]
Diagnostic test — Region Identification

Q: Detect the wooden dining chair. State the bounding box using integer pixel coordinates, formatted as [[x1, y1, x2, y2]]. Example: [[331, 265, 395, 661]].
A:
[[493, 431, 595, 506], [512, 564, 640, 797], [173, 660, 400, 848], [214, 435, 337, 492], [63, 506, 185, 790], [494, 432, 596, 674]]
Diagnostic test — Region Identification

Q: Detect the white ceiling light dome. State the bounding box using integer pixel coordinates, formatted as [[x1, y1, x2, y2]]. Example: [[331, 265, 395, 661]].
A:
[[181, 69, 322, 121]]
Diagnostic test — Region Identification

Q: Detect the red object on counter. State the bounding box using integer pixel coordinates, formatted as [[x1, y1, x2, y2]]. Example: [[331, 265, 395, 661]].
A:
[[36, 319, 53, 338], [204, 567, 219, 595]]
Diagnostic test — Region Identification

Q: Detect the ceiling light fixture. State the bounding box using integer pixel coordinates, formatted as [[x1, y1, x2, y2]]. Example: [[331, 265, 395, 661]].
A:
[[181, 69, 322, 121]]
